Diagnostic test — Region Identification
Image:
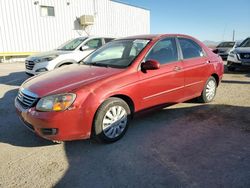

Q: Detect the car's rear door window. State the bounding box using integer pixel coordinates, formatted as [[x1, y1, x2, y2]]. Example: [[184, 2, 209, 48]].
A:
[[85, 38, 103, 49], [145, 38, 178, 64], [104, 38, 114, 43], [178, 38, 205, 59]]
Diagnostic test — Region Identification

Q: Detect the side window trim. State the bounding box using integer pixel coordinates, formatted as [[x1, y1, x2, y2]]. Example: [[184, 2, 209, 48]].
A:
[[175, 37, 183, 60]]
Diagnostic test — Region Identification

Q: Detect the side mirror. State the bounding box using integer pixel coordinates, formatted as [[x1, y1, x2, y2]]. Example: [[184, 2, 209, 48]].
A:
[[141, 59, 160, 70], [80, 45, 89, 51], [212, 49, 219, 54]]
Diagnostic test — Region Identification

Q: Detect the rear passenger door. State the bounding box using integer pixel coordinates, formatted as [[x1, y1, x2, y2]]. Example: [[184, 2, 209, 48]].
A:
[[138, 37, 185, 109], [177, 37, 209, 99]]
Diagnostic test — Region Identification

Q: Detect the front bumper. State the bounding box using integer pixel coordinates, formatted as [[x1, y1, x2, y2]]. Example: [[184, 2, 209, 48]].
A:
[[25, 61, 53, 75], [15, 98, 91, 141], [218, 53, 228, 59], [227, 54, 250, 67]]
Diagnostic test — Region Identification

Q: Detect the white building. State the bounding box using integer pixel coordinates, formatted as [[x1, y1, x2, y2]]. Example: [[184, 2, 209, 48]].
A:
[[0, 0, 150, 60]]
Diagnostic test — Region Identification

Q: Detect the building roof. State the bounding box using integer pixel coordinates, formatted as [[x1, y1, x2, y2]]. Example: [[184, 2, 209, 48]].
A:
[[111, 0, 149, 11]]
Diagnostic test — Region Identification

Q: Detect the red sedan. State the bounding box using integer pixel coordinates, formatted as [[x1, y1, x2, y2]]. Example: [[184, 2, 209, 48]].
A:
[[15, 34, 224, 143]]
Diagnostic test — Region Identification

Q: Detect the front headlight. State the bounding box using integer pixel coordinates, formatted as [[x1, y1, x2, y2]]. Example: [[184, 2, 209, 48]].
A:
[[229, 50, 236, 55], [228, 50, 236, 57], [36, 93, 76, 112], [37, 55, 58, 63]]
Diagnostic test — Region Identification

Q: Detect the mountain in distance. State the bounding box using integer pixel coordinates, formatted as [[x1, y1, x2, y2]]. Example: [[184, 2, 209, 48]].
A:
[[203, 40, 220, 48]]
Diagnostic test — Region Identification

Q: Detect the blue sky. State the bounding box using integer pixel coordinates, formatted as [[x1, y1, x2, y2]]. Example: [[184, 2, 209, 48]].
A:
[[120, 0, 250, 42]]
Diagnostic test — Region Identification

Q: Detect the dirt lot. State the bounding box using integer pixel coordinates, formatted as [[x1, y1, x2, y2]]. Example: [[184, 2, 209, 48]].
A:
[[0, 62, 250, 188]]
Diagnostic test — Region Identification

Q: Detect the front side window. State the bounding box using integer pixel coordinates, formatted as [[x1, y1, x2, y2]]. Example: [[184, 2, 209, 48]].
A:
[[85, 39, 103, 49], [57, 38, 87, 51], [40, 6, 55, 17], [179, 38, 204, 59], [145, 38, 178, 64], [84, 39, 150, 68]]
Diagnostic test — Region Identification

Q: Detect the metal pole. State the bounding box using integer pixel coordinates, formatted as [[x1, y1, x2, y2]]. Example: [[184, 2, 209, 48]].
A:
[[232, 30, 235, 41]]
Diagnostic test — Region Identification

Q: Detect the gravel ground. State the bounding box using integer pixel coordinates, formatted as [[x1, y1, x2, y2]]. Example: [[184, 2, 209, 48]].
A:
[[0, 62, 250, 188]]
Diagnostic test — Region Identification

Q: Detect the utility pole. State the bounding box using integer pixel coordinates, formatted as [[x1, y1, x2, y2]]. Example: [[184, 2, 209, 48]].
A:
[[232, 30, 235, 41]]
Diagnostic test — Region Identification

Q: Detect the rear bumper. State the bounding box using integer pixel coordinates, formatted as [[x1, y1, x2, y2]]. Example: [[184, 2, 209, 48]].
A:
[[15, 98, 91, 141]]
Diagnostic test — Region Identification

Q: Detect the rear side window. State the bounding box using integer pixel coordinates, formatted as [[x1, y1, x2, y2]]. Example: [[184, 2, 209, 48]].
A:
[[104, 38, 114, 43], [85, 39, 102, 49], [145, 38, 178, 64], [178, 38, 204, 59]]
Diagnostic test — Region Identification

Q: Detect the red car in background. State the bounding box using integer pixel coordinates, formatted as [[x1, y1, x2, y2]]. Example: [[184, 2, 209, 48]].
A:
[[15, 34, 224, 143]]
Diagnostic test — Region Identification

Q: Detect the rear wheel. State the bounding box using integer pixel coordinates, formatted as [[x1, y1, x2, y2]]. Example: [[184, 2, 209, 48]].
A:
[[198, 76, 217, 103], [93, 97, 131, 143]]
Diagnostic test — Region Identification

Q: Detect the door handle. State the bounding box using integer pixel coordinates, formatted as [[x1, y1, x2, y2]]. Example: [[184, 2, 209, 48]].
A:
[[173, 66, 181, 71], [206, 60, 211, 64]]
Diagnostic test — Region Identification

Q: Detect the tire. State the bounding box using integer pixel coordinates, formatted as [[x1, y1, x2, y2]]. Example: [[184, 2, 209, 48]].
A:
[[93, 97, 131, 143], [227, 66, 236, 72], [198, 76, 217, 103]]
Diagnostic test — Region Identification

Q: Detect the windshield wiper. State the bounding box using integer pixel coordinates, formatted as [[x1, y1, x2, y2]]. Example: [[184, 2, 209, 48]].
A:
[[84, 62, 110, 68]]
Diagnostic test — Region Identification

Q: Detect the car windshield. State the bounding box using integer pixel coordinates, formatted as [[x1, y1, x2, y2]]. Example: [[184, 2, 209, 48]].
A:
[[217, 42, 235, 48], [239, 38, 250, 47], [57, 37, 87, 51], [83, 39, 150, 68]]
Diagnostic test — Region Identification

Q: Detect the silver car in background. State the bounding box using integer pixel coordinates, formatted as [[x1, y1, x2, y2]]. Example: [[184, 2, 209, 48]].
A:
[[25, 36, 114, 75], [213, 41, 235, 60], [227, 37, 250, 71]]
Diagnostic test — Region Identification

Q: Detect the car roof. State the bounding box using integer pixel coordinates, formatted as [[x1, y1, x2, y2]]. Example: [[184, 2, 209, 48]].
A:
[[119, 34, 197, 40], [73, 36, 116, 40]]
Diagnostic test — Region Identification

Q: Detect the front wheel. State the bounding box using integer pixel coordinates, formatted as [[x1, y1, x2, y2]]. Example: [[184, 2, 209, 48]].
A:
[[198, 77, 217, 103], [93, 97, 131, 143]]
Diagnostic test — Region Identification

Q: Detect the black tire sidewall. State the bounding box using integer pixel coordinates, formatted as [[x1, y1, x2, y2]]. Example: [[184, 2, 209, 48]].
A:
[[93, 97, 131, 143]]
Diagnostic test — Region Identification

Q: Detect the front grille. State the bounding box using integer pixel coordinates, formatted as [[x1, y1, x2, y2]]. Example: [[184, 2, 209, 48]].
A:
[[17, 88, 38, 109], [239, 53, 250, 59], [25, 60, 35, 70]]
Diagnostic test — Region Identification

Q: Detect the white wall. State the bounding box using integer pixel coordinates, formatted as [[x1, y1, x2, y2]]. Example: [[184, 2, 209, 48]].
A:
[[0, 0, 150, 53]]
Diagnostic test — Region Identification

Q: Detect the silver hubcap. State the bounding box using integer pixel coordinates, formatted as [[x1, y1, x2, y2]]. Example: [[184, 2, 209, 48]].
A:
[[102, 106, 127, 139], [206, 80, 216, 101]]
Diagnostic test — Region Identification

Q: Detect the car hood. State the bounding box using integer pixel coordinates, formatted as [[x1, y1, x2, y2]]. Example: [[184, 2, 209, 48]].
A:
[[234, 47, 250, 53], [27, 50, 72, 60], [21, 64, 124, 97]]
